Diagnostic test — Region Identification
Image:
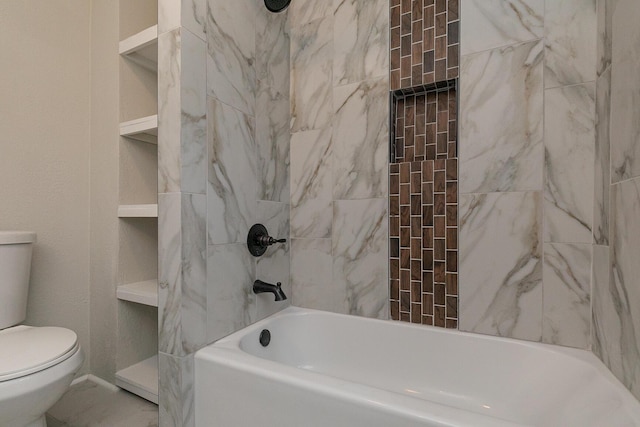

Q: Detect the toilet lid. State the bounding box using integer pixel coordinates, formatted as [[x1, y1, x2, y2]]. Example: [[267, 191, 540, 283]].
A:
[[0, 326, 78, 382]]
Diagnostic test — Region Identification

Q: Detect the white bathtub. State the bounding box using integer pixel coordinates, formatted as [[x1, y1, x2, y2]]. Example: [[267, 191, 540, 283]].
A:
[[195, 307, 640, 427]]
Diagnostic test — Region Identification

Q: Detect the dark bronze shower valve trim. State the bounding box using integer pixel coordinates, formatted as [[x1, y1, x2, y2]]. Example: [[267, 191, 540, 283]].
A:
[[247, 223, 287, 257]]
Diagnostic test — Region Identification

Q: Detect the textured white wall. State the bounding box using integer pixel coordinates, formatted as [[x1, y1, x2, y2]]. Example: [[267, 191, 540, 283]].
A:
[[0, 0, 92, 373]]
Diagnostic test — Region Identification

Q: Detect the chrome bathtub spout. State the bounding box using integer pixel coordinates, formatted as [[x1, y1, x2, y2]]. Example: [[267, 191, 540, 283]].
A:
[[253, 279, 287, 301]]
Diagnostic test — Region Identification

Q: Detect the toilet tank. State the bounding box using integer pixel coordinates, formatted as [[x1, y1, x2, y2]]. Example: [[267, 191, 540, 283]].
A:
[[0, 231, 36, 329]]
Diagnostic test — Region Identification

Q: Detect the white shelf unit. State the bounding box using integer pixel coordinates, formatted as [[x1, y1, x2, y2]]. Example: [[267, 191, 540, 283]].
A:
[[117, 279, 158, 307], [117, 204, 158, 218], [120, 115, 158, 144], [119, 25, 158, 72], [115, 355, 158, 404], [117, 4, 159, 406]]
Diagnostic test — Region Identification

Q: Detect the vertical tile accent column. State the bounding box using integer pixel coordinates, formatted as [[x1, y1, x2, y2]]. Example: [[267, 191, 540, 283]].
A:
[[390, 0, 459, 90], [389, 0, 459, 327]]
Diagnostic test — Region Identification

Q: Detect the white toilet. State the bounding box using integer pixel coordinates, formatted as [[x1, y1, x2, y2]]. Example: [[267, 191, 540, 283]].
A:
[[0, 231, 84, 427]]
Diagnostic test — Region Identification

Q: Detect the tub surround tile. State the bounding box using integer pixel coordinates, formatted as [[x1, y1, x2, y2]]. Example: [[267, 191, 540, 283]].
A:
[[179, 30, 207, 195], [333, 0, 388, 86], [290, 128, 333, 239], [158, 193, 208, 356], [594, 68, 611, 245], [206, 97, 257, 245], [459, 191, 543, 341], [544, 0, 597, 88], [544, 83, 595, 244], [592, 245, 622, 380], [290, 16, 333, 133], [206, 0, 256, 116], [255, 201, 291, 320], [291, 238, 337, 312], [610, 0, 640, 183], [389, 0, 460, 90], [158, 30, 182, 194], [333, 78, 388, 200], [159, 193, 184, 356], [393, 89, 457, 163], [159, 0, 206, 40], [389, 159, 458, 327], [333, 199, 388, 319], [179, 193, 207, 354], [159, 353, 194, 427], [288, 1, 334, 29], [256, 83, 290, 203], [608, 179, 640, 399], [543, 243, 592, 349], [256, 6, 290, 95], [596, 0, 613, 76], [206, 243, 257, 343], [158, 29, 207, 195], [460, 0, 544, 56], [459, 40, 544, 194]]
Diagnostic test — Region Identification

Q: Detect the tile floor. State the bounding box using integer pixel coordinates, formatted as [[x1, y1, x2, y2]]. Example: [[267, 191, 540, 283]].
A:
[[46, 378, 158, 427]]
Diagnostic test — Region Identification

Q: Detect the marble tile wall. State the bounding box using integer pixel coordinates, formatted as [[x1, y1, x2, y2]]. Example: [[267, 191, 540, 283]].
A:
[[157, 1, 290, 426], [459, 0, 597, 348], [592, 0, 640, 402], [289, 0, 389, 318]]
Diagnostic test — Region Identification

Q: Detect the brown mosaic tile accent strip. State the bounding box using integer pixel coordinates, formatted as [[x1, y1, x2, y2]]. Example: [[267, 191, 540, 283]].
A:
[[390, 0, 460, 91], [393, 88, 457, 163], [389, 158, 458, 328]]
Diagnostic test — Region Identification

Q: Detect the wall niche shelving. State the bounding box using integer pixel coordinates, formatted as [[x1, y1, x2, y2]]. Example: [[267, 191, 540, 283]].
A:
[[115, 0, 159, 404]]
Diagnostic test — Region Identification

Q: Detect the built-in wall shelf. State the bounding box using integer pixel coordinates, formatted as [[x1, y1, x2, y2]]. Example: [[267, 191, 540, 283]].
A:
[[120, 115, 158, 144], [117, 204, 158, 218], [115, 355, 158, 404], [119, 25, 158, 72], [117, 280, 158, 307]]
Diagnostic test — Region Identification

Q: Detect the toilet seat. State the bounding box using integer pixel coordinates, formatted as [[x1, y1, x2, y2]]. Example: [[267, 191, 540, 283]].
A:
[[0, 326, 79, 382]]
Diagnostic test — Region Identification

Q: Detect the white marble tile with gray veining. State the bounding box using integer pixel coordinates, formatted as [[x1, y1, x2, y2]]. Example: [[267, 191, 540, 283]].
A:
[[333, 0, 388, 86], [206, 243, 257, 343], [592, 245, 623, 380], [256, 82, 290, 203], [158, 29, 182, 194], [609, 178, 640, 399], [542, 243, 591, 349], [159, 353, 194, 427], [206, 0, 256, 115], [158, 193, 183, 356], [256, 201, 291, 320], [333, 199, 388, 319], [291, 238, 338, 312], [207, 97, 257, 245], [256, 6, 290, 95], [597, 0, 613, 76], [290, 15, 333, 133], [594, 68, 611, 245], [180, 29, 207, 195], [180, 193, 207, 354], [610, 0, 640, 183], [459, 191, 543, 341], [544, 83, 595, 243], [460, 40, 544, 194], [290, 128, 333, 238], [288, 0, 334, 29], [545, 0, 597, 88], [332, 77, 388, 200], [159, 0, 205, 40], [460, 0, 544, 56]]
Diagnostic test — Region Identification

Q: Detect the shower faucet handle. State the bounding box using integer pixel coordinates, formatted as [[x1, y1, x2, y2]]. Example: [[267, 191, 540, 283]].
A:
[[247, 224, 287, 257]]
